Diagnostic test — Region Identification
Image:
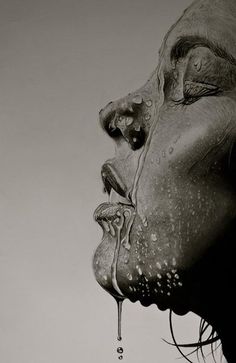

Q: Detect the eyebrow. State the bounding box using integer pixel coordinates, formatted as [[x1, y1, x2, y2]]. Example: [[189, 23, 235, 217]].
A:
[[170, 35, 236, 67]]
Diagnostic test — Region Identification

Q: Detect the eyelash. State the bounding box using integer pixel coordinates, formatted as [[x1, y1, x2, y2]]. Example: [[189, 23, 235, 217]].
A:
[[182, 80, 221, 105]]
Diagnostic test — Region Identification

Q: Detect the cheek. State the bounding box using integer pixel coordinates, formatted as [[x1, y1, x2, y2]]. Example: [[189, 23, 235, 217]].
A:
[[116, 171, 236, 302]]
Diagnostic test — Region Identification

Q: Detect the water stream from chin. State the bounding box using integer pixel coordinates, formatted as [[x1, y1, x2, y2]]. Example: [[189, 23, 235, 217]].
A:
[[110, 207, 134, 360]]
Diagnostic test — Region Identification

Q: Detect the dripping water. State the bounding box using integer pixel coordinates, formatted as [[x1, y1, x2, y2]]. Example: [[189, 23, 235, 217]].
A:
[[131, 60, 166, 210], [117, 298, 123, 341], [111, 215, 125, 296], [110, 208, 135, 359], [116, 298, 124, 360]]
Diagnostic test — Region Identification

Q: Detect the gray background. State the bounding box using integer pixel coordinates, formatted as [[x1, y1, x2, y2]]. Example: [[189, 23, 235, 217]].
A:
[[0, 0, 225, 362]]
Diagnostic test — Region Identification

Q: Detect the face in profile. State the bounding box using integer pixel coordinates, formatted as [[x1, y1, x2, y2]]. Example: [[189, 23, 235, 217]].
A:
[[93, 0, 236, 321]]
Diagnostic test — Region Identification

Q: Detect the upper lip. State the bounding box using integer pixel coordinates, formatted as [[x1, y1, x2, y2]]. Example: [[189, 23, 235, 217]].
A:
[[101, 162, 132, 203]]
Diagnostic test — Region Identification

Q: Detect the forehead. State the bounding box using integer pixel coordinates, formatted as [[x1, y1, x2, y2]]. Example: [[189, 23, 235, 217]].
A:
[[159, 0, 236, 67]]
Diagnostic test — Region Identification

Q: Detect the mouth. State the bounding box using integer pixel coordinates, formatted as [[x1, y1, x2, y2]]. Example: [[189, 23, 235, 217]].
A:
[[93, 164, 187, 312]]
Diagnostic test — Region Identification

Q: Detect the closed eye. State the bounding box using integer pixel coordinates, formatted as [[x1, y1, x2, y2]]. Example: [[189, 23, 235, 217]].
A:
[[183, 81, 222, 105]]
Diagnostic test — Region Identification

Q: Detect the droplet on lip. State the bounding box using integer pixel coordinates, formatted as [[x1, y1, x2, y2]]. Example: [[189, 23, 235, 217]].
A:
[[102, 220, 110, 232], [109, 221, 116, 237], [142, 218, 148, 227]]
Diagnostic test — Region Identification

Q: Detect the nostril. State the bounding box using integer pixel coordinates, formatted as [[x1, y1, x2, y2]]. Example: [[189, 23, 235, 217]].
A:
[[99, 95, 146, 147], [127, 127, 146, 150]]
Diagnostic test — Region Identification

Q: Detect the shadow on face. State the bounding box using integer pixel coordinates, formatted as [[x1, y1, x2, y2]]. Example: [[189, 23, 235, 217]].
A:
[[93, 0, 236, 315]]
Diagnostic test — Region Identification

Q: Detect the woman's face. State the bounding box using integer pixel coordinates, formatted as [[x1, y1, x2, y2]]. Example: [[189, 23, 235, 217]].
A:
[[93, 0, 236, 314]]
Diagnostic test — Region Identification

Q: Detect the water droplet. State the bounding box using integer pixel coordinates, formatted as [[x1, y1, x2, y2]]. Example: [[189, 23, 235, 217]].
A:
[[109, 221, 116, 237], [133, 137, 137, 143], [132, 94, 143, 105], [138, 267, 142, 275], [126, 117, 134, 126], [156, 262, 161, 269], [151, 233, 157, 242], [144, 113, 151, 121], [118, 355, 123, 360], [127, 273, 133, 281], [116, 299, 123, 342], [157, 273, 162, 279], [169, 147, 174, 154], [102, 220, 110, 232], [146, 100, 152, 107], [117, 347, 123, 354], [142, 218, 148, 227], [124, 210, 131, 218], [194, 59, 202, 72]]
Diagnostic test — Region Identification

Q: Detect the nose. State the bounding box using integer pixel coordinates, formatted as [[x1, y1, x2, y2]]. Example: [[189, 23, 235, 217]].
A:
[[99, 94, 147, 150]]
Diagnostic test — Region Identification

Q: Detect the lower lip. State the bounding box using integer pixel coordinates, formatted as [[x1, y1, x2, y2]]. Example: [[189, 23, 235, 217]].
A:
[[94, 202, 135, 297], [94, 202, 134, 222]]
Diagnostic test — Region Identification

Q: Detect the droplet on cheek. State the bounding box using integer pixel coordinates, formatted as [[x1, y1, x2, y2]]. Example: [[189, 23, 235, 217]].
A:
[[145, 99, 153, 107], [144, 113, 151, 121], [194, 58, 202, 72], [127, 273, 133, 281], [151, 233, 157, 241]]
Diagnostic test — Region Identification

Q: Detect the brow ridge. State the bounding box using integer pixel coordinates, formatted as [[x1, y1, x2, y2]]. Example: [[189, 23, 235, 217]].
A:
[[171, 35, 236, 67]]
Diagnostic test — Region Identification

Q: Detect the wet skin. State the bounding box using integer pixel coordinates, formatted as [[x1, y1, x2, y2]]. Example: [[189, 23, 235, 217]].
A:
[[93, 1, 236, 360]]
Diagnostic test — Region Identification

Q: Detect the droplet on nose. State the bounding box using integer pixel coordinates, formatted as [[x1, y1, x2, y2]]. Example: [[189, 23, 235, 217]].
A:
[[132, 94, 143, 105], [145, 99, 152, 107]]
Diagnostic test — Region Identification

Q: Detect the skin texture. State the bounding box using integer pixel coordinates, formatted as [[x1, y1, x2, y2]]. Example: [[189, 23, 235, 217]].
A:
[[93, 0, 236, 361]]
